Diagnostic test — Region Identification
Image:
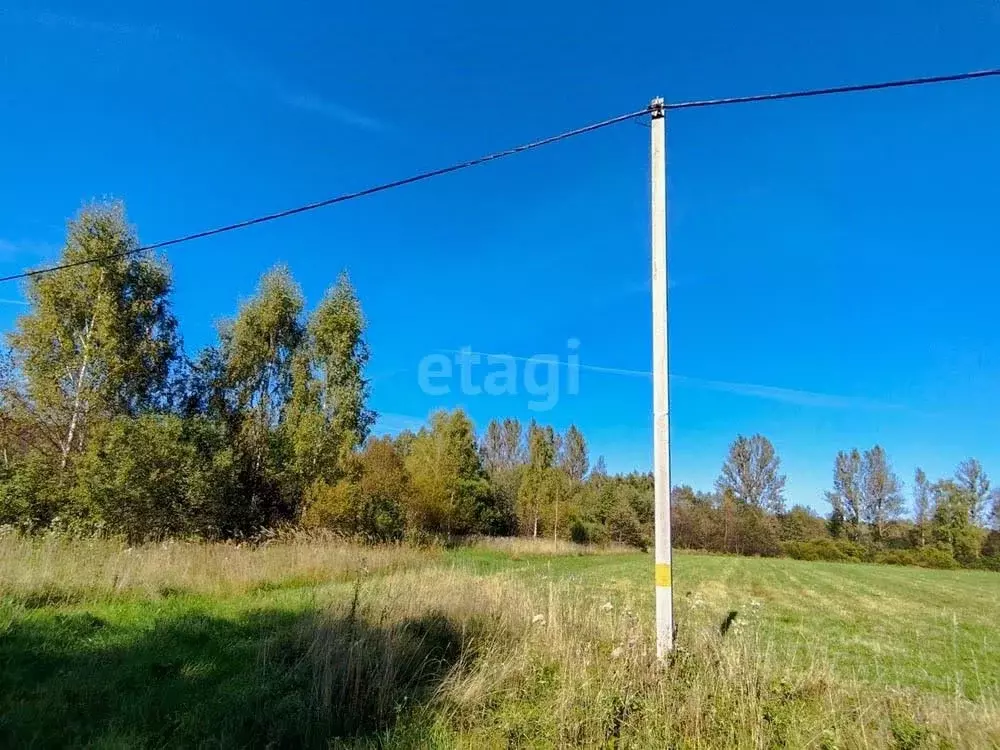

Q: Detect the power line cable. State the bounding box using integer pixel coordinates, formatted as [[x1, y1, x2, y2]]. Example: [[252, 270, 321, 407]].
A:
[[3, 66, 998, 284], [665, 68, 1000, 110], [0, 107, 653, 284]]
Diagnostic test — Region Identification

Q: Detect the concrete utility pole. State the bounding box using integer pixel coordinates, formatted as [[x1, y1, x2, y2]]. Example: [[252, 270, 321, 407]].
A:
[[650, 97, 673, 657]]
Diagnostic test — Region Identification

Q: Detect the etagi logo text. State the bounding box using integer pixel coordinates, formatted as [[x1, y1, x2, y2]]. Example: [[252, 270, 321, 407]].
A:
[[417, 341, 580, 412]]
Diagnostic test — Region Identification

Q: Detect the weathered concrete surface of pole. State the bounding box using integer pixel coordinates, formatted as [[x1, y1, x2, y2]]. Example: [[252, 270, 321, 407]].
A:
[[650, 97, 673, 657]]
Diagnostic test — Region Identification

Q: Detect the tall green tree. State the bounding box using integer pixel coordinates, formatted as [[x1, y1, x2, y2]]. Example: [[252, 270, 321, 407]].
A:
[[287, 272, 374, 486], [405, 409, 495, 535], [913, 467, 932, 547], [955, 458, 991, 525], [932, 480, 984, 563], [860, 445, 903, 543], [826, 449, 863, 540], [220, 265, 304, 423], [542, 465, 572, 541], [559, 424, 589, 482], [991, 489, 1000, 532], [480, 419, 506, 476], [606, 489, 646, 548], [215, 266, 305, 530], [479, 417, 525, 474], [7, 203, 178, 470], [308, 272, 374, 453], [479, 417, 524, 536], [518, 420, 557, 536], [715, 434, 786, 513]]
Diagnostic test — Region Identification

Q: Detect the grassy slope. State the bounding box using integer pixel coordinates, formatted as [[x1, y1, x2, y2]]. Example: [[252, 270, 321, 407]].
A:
[[1, 588, 330, 747], [2, 545, 998, 747], [669, 553, 1000, 698], [449, 549, 1000, 697]]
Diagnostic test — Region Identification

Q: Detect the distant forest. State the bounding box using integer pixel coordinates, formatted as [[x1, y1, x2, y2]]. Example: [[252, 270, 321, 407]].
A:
[[1, 203, 998, 570]]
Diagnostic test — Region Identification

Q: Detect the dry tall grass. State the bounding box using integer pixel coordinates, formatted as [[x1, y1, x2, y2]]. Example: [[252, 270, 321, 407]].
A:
[[466, 536, 634, 558], [4, 532, 997, 747], [310, 569, 1000, 748], [0, 531, 436, 603], [0, 533, 626, 606]]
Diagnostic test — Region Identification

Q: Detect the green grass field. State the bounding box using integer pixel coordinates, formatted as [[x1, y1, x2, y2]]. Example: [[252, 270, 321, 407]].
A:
[[454, 549, 1000, 698], [1, 537, 998, 748]]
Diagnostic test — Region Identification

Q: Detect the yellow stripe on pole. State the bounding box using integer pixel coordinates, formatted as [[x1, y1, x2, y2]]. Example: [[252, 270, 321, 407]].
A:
[[655, 563, 672, 588]]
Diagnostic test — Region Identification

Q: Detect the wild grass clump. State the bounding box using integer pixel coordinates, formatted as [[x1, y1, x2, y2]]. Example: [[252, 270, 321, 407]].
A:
[[305, 570, 533, 737], [465, 535, 633, 558], [0, 530, 436, 604], [317, 569, 1000, 748], [3, 533, 997, 747]]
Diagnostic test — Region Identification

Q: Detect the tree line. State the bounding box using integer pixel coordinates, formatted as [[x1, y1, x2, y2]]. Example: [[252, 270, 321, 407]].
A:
[[0, 203, 634, 544], [683, 434, 1000, 569], [0, 203, 997, 571], [0, 203, 374, 539]]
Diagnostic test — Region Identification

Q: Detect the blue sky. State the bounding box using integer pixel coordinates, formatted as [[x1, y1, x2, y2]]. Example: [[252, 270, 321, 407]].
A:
[[1, 1, 998, 513]]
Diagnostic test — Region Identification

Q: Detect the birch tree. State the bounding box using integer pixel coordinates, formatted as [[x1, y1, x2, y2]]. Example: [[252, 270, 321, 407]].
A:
[[826, 449, 863, 540], [716, 434, 786, 513], [287, 271, 374, 486], [913, 467, 932, 547], [955, 458, 990, 525], [478, 417, 525, 533], [518, 420, 557, 537], [216, 265, 304, 529], [6, 203, 177, 470], [860, 445, 903, 543], [559, 424, 589, 482]]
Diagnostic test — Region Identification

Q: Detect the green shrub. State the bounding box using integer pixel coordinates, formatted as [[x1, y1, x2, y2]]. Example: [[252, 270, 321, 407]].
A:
[[869, 547, 958, 569], [731, 505, 782, 557], [606, 499, 647, 550], [73, 415, 234, 542], [302, 476, 406, 542], [889, 711, 931, 750], [782, 539, 850, 562], [782, 539, 960, 570], [302, 479, 357, 530], [301, 438, 407, 542], [912, 547, 959, 570], [782, 541, 816, 561], [833, 539, 868, 561], [974, 555, 1000, 572], [981, 531, 1000, 560], [0, 452, 65, 530], [777, 505, 829, 542], [874, 550, 917, 567], [569, 519, 609, 545]]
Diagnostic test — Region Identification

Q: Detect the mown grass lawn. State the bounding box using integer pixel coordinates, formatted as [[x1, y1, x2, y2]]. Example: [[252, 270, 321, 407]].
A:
[[447, 549, 1000, 697], [1, 590, 323, 747], [2, 540, 998, 748]]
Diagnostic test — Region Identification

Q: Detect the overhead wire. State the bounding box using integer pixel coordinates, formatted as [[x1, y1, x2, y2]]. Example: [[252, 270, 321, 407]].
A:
[[664, 68, 1000, 110], [0, 107, 654, 284], [3, 66, 998, 284]]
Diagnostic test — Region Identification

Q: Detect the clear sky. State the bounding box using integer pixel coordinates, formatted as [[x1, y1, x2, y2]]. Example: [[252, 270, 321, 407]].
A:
[[1, 1, 998, 513]]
